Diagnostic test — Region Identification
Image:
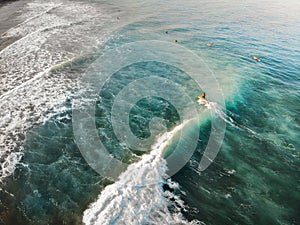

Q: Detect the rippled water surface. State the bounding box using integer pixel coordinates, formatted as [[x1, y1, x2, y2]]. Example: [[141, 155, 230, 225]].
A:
[[0, 0, 299, 224]]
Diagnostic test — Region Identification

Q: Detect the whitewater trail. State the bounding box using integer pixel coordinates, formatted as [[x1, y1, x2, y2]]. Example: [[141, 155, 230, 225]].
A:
[[83, 121, 201, 225]]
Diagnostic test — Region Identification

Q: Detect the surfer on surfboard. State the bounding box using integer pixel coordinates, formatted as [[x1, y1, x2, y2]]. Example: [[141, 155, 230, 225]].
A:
[[197, 92, 210, 108], [197, 92, 207, 103]]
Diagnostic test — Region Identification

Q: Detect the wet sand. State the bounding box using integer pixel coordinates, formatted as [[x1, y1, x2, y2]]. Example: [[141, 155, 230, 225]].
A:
[[0, 0, 29, 51]]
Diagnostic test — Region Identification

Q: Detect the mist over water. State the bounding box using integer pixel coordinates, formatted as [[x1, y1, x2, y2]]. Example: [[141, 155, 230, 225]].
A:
[[0, 0, 299, 224]]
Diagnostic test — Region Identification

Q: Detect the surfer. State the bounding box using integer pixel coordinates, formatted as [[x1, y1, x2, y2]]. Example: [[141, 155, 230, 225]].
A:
[[197, 92, 207, 102], [197, 92, 209, 106], [253, 56, 261, 61]]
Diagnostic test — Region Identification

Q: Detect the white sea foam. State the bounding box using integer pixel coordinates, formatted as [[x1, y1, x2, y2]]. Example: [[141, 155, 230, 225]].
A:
[[0, 0, 123, 182], [83, 121, 202, 225]]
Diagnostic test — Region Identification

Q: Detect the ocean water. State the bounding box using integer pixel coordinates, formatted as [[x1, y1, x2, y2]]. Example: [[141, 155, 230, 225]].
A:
[[0, 0, 299, 225]]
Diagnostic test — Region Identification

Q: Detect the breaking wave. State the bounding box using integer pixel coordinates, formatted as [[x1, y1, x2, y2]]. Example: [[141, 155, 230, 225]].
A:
[[83, 121, 202, 225]]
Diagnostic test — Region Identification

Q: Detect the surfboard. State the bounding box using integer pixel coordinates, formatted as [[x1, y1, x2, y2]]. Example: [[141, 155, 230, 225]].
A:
[[197, 99, 211, 109]]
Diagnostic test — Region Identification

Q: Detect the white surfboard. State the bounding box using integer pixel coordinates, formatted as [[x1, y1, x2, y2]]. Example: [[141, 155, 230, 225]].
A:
[[197, 99, 211, 109]]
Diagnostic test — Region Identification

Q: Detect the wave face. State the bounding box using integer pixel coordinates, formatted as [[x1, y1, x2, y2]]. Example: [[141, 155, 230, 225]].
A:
[[83, 122, 200, 225]]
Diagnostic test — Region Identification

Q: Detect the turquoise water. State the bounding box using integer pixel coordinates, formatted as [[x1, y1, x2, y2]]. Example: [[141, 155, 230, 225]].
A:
[[1, 0, 299, 224]]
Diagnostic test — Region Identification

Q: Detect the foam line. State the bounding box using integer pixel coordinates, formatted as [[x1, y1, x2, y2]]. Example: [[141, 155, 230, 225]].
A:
[[0, 57, 76, 103], [1, 3, 63, 37], [0, 22, 75, 56]]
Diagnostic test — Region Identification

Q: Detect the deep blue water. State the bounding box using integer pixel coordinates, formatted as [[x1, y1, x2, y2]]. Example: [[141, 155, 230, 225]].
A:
[[0, 0, 299, 224]]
